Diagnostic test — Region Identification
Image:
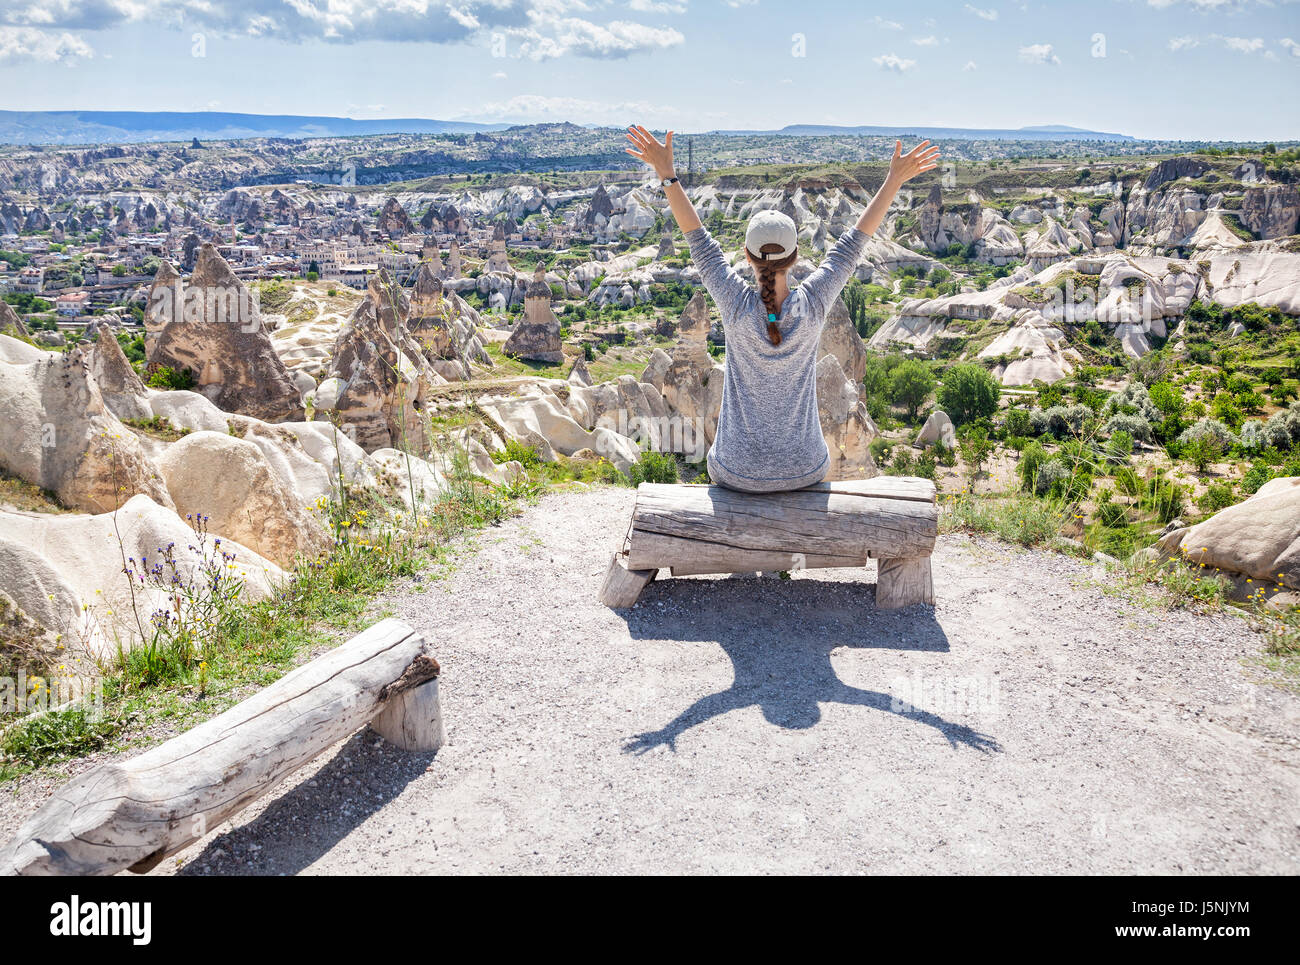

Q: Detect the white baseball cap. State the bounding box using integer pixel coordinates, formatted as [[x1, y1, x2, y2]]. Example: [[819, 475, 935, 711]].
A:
[[744, 209, 797, 262]]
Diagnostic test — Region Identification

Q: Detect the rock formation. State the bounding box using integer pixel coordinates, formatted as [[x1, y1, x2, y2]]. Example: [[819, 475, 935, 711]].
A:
[[1240, 184, 1299, 240], [640, 291, 724, 457], [87, 328, 152, 421], [485, 223, 511, 273], [818, 295, 868, 397], [157, 431, 330, 567], [147, 244, 303, 421], [816, 355, 879, 481], [0, 300, 27, 338], [407, 263, 469, 380], [0, 347, 173, 513], [378, 197, 415, 238], [1143, 476, 1299, 607], [503, 266, 564, 364], [916, 410, 957, 449], [325, 269, 443, 453], [143, 259, 181, 356]]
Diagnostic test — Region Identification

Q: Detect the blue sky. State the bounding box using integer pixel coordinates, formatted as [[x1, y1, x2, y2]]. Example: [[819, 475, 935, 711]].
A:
[[1, 1, 1298, 140]]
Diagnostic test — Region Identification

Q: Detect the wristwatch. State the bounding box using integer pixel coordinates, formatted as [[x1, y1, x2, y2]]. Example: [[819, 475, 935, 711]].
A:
[[660, 175, 679, 188]]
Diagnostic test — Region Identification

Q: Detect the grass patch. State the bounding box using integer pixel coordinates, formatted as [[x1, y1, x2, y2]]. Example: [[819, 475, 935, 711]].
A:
[[0, 466, 67, 514], [939, 491, 1074, 548], [123, 414, 191, 442]]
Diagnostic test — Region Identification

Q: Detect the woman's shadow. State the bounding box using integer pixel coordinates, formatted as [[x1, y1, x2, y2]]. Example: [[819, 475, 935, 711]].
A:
[[618, 576, 1000, 755]]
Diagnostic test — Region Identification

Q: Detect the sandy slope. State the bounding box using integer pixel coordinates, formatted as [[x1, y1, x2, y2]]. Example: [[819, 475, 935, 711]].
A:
[[4, 485, 1297, 874]]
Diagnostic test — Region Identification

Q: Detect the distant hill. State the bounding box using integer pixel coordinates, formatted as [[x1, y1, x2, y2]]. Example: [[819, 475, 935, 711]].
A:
[[707, 123, 1135, 142], [0, 111, 511, 145]]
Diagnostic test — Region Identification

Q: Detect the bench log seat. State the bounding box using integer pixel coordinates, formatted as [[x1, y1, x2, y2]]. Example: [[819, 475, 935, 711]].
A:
[[599, 476, 938, 609]]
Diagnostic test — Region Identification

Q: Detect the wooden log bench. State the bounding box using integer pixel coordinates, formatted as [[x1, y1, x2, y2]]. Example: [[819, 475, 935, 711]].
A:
[[0, 618, 444, 877], [599, 477, 937, 610]]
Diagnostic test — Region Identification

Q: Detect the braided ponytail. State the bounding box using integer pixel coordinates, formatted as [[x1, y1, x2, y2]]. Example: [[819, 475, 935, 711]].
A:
[[751, 242, 798, 346]]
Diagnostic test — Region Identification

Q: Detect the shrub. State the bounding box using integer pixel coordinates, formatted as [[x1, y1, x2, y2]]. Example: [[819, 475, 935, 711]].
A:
[[1107, 429, 1134, 462], [1040, 403, 1093, 437], [1261, 402, 1300, 449], [1018, 440, 1048, 492], [1029, 408, 1051, 436], [1114, 465, 1141, 498], [1097, 498, 1127, 528], [626, 451, 679, 486], [1033, 456, 1070, 496], [914, 450, 937, 480], [936, 363, 1001, 426], [1102, 382, 1161, 423], [1241, 461, 1279, 495], [1001, 407, 1032, 438], [1182, 435, 1222, 472], [145, 365, 196, 391], [1139, 475, 1185, 523], [1178, 418, 1235, 470], [491, 438, 542, 469], [1148, 381, 1184, 419], [958, 426, 995, 483], [1238, 420, 1266, 451], [1102, 412, 1151, 443], [1210, 392, 1244, 430], [1196, 481, 1236, 515]]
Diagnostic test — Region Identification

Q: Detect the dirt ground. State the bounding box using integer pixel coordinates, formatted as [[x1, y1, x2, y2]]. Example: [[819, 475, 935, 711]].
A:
[[2, 485, 1296, 874]]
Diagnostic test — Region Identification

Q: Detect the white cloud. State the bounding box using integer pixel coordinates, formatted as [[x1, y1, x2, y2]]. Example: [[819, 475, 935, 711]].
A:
[[872, 16, 903, 30], [0, 25, 92, 63], [1018, 43, 1059, 65], [962, 60, 977, 70], [492, 70, 507, 78], [627, 0, 687, 12], [911, 35, 938, 46], [873, 52, 916, 72], [1214, 34, 1264, 54], [1168, 35, 1200, 51], [0, 1, 684, 57], [964, 4, 998, 20], [1282, 38, 1300, 57], [510, 17, 684, 60], [1146, 0, 1255, 10]]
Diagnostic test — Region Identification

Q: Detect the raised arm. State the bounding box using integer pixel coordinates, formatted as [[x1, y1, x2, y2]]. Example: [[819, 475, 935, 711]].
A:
[[626, 123, 747, 312], [855, 139, 942, 237], [802, 140, 942, 315], [625, 125, 701, 233]]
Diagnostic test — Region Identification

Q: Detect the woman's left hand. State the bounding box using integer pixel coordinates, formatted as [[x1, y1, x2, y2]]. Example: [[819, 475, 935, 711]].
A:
[[886, 139, 942, 186]]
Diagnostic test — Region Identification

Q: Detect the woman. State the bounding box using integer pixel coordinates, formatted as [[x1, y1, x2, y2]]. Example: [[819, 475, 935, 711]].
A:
[[625, 125, 939, 493]]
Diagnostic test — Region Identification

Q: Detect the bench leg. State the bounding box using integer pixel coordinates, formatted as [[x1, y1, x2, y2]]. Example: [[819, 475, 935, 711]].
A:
[[599, 553, 657, 608], [876, 556, 934, 609], [371, 679, 446, 752]]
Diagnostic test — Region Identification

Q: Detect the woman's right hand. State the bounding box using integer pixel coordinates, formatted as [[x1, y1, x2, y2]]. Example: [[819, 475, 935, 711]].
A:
[[625, 125, 675, 180]]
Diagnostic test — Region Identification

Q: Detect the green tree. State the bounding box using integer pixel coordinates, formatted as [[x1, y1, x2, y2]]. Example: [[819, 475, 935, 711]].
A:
[[889, 359, 935, 422], [936, 363, 1000, 426], [958, 426, 995, 491]]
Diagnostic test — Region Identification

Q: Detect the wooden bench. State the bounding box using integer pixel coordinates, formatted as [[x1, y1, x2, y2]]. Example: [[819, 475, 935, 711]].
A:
[[599, 477, 938, 609], [0, 619, 444, 876]]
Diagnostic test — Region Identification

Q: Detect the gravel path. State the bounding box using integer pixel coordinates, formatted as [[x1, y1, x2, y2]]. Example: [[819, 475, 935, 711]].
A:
[[5, 485, 1298, 874]]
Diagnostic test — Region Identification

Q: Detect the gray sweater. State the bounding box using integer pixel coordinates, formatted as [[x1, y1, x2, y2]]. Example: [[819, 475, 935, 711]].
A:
[[685, 223, 869, 493]]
